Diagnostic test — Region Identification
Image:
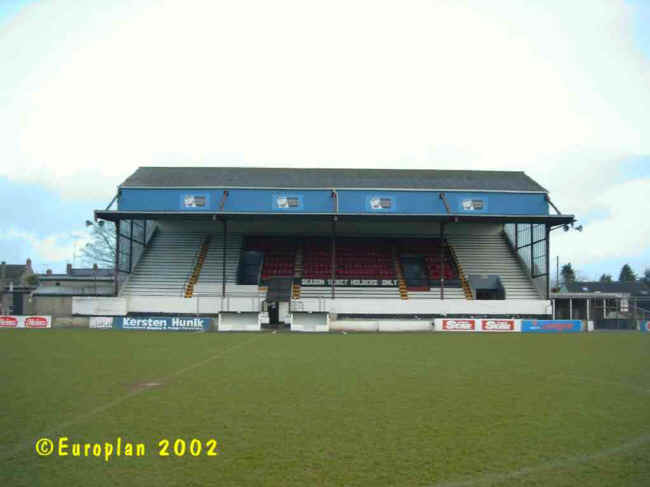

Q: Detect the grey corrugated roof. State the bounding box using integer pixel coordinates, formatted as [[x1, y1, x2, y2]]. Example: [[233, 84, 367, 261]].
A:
[[563, 281, 650, 297], [68, 268, 114, 278], [120, 167, 548, 192], [39, 275, 114, 281]]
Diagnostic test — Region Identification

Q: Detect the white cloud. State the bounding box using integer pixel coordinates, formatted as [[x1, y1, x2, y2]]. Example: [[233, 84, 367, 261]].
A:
[[1, 229, 90, 268], [0, 0, 648, 266], [552, 178, 650, 267]]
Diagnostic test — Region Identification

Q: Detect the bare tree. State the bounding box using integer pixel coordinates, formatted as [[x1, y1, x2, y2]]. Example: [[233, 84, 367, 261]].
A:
[[79, 221, 116, 268]]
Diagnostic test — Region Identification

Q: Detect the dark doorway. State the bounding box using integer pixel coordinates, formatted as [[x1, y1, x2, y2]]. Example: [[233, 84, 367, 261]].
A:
[[13, 291, 23, 315], [239, 251, 264, 285], [476, 289, 500, 300], [400, 256, 428, 288], [268, 302, 280, 325]]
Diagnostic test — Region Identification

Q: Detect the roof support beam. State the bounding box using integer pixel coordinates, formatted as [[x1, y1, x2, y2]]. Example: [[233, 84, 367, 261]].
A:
[[218, 191, 229, 211], [439, 193, 451, 214], [331, 189, 338, 213], [545, 195, 563, 215]]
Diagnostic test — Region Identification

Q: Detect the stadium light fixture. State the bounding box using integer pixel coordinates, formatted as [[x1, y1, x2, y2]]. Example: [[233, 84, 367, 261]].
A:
[[562, 222, 583, 233]]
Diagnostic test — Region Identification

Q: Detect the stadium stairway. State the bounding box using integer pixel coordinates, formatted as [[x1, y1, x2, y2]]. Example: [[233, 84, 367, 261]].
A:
[[192, 234, 244, 297], [121, 232, 204, 296], [292, 242, 303, 299], [391, 244, 409, 300], [446, 233, 541, 300], [447, 243, 474, 299], [184, 236, 211, 298]]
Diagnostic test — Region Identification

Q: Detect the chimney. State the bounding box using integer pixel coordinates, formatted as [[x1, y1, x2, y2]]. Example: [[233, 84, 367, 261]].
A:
[[1, 261, 5, 282], [46, 269, 53, 275], [66, 263, 73, 275], [26, 258, 33, 272]]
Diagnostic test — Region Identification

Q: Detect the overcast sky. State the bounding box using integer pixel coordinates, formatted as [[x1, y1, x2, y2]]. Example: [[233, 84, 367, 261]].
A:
[[1, 0, 648, 278]]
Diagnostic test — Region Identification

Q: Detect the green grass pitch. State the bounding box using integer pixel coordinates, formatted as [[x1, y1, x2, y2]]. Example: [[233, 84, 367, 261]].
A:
[[1, 329, 649, 486]]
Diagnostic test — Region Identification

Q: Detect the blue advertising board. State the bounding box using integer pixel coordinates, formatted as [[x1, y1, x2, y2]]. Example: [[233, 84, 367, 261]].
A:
[[521, 320, 582, 333], [116, 316, 211, 331], [119, 188, 549, 216], [642, 321, 650, 332], [271, 193, 305, 211]]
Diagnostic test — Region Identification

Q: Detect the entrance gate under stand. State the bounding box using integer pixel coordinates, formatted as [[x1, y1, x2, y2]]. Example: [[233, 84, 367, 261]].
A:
[[265, 277, 293, 326]]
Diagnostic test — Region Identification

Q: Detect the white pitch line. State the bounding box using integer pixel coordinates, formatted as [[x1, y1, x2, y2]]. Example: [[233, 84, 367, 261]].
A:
[[1, 334, 262, 461], [557, 374, 650, 395], [429, 432, 650, 487]]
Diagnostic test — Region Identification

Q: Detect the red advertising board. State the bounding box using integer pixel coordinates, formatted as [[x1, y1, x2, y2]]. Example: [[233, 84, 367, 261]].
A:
[[0, 315, 51, 328], [0, 315, 19, 327], [442, 319, 476, 331], [24, 316, 50, 328], [481, 319, 515, 332]]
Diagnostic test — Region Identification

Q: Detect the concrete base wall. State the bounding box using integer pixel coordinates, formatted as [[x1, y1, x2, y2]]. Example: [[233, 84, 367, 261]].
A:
[[290, 312, 329, 332], [218, 312, 261, 331], [330, 319, 433, 332], [295, 298, 551, 316], [73, 295, 552, 317], [31, 296, 73, 317]]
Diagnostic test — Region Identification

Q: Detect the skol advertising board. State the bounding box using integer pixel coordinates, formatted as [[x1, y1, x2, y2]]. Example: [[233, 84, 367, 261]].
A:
[[0, 315, 52, 328]]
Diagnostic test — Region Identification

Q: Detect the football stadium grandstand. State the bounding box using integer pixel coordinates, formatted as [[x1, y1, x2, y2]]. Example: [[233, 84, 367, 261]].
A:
[[82, 167, 575, 329]]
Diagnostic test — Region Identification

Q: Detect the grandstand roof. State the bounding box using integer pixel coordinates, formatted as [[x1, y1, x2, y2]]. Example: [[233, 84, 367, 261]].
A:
[[121, 167, 548, 193]]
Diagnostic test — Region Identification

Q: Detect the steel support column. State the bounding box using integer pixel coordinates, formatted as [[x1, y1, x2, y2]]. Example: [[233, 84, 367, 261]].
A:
[[552, 298, 556, 319], [129, 220, 134, 272], [331, 217, 337, 299], [222, 218, 227, 298], [515, 223, 518, 249], [545, 224, 550, 299], [114, 220, 120, 296], [440, 222, 445, 300], [530, 223, 534, 278]]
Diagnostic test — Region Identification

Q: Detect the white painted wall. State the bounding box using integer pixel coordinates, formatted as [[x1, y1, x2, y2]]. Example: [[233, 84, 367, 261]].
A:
[[72, 297, 127, 315], [290, 312, 330, 332], [295, 298, 551, 316], [74, 295, 550, 317], [218, 312, 261, 331]]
